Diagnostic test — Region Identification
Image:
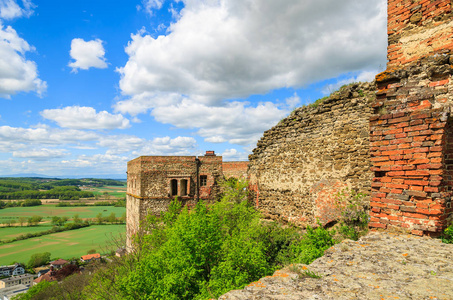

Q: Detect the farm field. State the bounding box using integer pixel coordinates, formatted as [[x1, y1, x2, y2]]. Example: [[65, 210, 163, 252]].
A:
[[0, 226, 54, 239], [86, 185, 126, 198], [0, 225, 125, 265], [0, 204, 126, 223]]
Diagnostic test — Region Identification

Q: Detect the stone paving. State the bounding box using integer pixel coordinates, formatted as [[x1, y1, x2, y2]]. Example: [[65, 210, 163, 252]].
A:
[[219, 231, 453, 300]]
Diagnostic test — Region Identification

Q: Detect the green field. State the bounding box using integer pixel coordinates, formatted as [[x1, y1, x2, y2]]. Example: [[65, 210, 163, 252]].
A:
[[88, 185, 126, 198], [0, 205, 126, 222], [0, 225, 125, 265], [0, 226, 54, 239]]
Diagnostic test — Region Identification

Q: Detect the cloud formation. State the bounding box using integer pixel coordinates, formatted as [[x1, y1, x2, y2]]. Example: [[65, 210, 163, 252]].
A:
[[0, 123, 200, 174], [40, 106, 131, 130], [118, 0, 386, 104], [0, 23, 46, 98], [116, 0, 387, 148], [0, 0, 34, 20], [12, 148, 69, 160], [68, 38, 108, 72]]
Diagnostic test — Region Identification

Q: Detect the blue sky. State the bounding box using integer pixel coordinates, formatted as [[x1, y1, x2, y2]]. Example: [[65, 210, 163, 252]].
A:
[[0, 0, 387, 178]]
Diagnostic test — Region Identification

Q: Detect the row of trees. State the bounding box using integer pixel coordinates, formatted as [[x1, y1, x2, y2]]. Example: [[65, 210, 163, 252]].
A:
[[0, 199, 42, 209]]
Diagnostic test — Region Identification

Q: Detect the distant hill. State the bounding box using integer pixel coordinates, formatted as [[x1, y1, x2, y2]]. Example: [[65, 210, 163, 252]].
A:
[[0, 174, 126, 180]]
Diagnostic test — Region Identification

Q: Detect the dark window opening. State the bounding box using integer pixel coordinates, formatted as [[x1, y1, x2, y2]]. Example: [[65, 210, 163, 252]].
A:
[[170, 179, 178, 196], [200, 175, 207, 186], [180, 179, 188, 196]]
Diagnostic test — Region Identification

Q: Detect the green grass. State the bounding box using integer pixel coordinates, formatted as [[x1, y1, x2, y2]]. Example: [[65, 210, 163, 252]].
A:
[[0, 226, 54, 239], [87, 185, 126, 198], [0, 205, 126, 221], [0, 225, 125, 265]]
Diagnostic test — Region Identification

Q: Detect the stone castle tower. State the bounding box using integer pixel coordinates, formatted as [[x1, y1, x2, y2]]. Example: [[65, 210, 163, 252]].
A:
[[126, 152, 248, 248]]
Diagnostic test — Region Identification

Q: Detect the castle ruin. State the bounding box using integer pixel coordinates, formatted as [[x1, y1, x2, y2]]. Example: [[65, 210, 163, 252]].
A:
[[127, 0, 453, 241], [126, 151, 247, 245]]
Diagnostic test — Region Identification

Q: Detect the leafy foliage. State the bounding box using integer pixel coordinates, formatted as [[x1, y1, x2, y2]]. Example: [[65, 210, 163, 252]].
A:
[[28, 252, 51, 268], [335, 189, 369, 240], [441, 225, 453, 244], [288, 224, 336, 265], [20, 179, 343, 299]]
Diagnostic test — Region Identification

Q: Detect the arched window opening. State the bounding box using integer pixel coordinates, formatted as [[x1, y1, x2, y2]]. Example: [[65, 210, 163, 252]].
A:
[[180, 179, 188, 196], [170, 179, 178, 196]]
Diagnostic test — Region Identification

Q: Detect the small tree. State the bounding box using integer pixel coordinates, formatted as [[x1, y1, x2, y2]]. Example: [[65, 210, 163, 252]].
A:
[[73, 214, 82, 225], [108, 212, 116, 224], [28, 252, 51, 268], [96, 213, 103, 225], [18, 217, 27, 227]]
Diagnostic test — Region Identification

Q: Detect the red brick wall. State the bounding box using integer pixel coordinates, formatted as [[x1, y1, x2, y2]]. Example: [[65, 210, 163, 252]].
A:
[[371, 56, 453, 235], [222, 161, 248, 180], [387, 0, 453, 68]]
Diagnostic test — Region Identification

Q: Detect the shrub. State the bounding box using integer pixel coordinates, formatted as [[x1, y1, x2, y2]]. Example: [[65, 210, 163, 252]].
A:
[[336, 189, 369, 240], [289, 224, 336, 265], [441, 225, 453, 244]]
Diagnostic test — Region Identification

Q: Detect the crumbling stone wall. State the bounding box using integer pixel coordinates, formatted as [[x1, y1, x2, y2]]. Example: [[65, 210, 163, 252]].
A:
[[248, 83, 375, 226], [388, 0, 453, 68]]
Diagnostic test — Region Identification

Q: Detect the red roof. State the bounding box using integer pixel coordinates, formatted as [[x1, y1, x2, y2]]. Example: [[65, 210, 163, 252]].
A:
[[80, 253, 101, 260], [50, 259, 69, 265], [34, 272, 57, 284]]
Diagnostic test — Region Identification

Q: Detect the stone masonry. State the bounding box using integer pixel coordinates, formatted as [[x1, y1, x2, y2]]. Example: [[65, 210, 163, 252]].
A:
[[248, 0, 453, 235], [126, 151, 248, 248], [248, 83, 375, 227], [369, 0, 453, 235]]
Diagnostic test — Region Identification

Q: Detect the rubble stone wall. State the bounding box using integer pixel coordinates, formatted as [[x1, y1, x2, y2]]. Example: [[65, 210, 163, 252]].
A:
[[248, 83, 375, 226]]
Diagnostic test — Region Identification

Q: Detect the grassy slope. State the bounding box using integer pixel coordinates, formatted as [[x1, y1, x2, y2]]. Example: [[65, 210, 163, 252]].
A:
[[0, 225, 125, 265]]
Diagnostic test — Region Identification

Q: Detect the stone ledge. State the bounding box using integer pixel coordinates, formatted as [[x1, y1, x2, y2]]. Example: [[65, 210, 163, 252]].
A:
[[219, 231, 453, 299]]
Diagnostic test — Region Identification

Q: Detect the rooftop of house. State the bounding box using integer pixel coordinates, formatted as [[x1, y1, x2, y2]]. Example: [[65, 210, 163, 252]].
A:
[[81, 253, 101, 260], [50, 258, 69, 265], [34, 272, 57, 284], [0, 274, 34, 283]]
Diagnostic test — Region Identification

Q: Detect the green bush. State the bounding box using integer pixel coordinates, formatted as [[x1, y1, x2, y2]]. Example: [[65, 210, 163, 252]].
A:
[[289, 224, 336, 265], [441, 225, 453, 244], [336, 189, 369, 240]]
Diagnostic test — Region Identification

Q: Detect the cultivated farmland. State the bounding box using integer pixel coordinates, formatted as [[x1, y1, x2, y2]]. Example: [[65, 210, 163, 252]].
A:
[[0, 204, 126, 223], [0, 225, 125, 265]]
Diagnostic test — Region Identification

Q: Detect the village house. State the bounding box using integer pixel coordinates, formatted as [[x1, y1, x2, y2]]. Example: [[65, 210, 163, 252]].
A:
[[0, 274, 34, 289], [49, 259, 68, 270], [0, 264, 25, 277], [33, 272, 57, 286], [80, 253, 101, 263], [0, 284, 29, 300]]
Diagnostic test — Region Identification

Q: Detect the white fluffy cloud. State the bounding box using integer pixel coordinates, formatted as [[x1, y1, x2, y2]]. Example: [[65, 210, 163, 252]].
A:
[[0, 125, 99, 145], [115, 0, 387, 147], [118, 0, 386, 104], [12, 148, 69, 160], [0, 123, 200, 175], [0, 0, 34, 20], [68, 38, 108, 72], [152, 98, 292, 145], [0, 23, 46, 98], [40, 106, 130, 130]]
